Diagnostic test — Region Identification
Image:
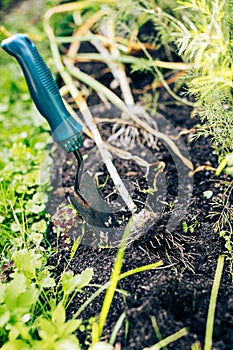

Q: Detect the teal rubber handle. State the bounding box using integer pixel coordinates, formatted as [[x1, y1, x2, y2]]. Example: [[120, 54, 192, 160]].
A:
[[1, 34, 82, 153]]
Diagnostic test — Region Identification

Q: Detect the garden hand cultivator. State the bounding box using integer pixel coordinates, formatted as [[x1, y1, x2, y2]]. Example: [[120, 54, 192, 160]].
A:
[[1, 33, 116, 228]]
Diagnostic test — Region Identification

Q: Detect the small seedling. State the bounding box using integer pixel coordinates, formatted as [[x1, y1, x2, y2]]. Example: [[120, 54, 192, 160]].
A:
[[203, 190, 213, 200], [182, 220, 198, 234], [161, 199, 178, 211]]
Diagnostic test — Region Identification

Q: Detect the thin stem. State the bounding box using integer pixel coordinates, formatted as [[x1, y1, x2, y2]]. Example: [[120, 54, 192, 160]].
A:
[[70, 52, 194, 71], [56, 33, 157, 52], [97, 218, 133, 339], [154, 64, 195, 107], [109, 312, 126, 345], [65, 64, 193, 170], [150, 316, 168, 350], [44, 0, 114, 19], [137, 39, 196, 108], [119, 261, 163, 280], [73, 260, 163, 319], [204, 255, 225, 350], [143, 328, 188, 350], [44, 2, 194, 172]]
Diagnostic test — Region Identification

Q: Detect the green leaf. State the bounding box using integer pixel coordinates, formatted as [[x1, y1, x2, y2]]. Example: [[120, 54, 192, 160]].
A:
[[4, 272, 38, 317], [77, 268, 94, 290], [0, 283, 6, 303], [25, 200, 46, 214], [225, 240, 232, 252], [10, 222, 21, 233], [38, 318, 57, 341], [17, 284, 38, 310], [24, 170, 40, 187], [61, 268, 93, 296], [203, 190, 213, 199], [61, 271, 77, 296], [5, 273, 27, 309], [1, 339, 32, 350], [56, 336, 81, 350], [8, 324, 20, 341], [32, 192, 48, 204], [30, 232, 44, 246], [13, 249, 43, 279], [52, 303, 66, 325], [90, 342, 114, 350], [70, 237, 81, 260], [182, 222, 188, 233], [62, 319, 82, 335], [0, 304, 10, 327], [7, 321, 31, 342], [37, 270, 56, 289], [30, 220, 47, 233], [226, 153, 233, 166]]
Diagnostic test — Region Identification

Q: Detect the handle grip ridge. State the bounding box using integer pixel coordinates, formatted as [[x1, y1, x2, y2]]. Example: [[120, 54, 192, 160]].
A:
[[31, 44, 59, 95], [1, 33, 82, 152]]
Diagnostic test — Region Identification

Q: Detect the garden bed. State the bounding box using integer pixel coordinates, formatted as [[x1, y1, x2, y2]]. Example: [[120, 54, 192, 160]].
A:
[[1, 1, 233, 349], [47, 66, 233, 349]]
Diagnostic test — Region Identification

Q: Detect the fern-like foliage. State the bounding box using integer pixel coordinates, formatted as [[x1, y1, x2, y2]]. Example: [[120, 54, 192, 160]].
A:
[[197, 94, 233, 155], [111, 0, 233, 158], [151, 0, 233, 158]]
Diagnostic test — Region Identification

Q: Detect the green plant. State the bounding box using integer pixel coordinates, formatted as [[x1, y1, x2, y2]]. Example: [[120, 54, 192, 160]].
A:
[[161, 199, 178, 211], [208, 181, 233, 252], [96, 219, 133, 341], [182, 219, 198, 234], [1, 1, 231, 349], [0, 58, 52, 251], [43, 0, 193, 171], [0, 244, 94, 349], [204, 255, 224, 350], [152, 0, 233, 162], [0, 278, 82, 350], [144, 327, 188, 350], [0, 4, 84, 349]]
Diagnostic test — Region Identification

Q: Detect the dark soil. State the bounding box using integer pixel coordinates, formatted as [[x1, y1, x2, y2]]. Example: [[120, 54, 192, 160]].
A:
[[3, 1, 232, 349], [46, 37, 233, 350]]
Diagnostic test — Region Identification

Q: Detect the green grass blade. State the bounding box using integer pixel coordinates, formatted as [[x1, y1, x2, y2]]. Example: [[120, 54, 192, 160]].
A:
[[143, 327, 188, 350], [73, 261, 162, 320], [119, 261, 163, 280], [97, 218, 133, 339], [150, 316, 168, 350], [204, 254, 225, 350], [109, 312, 126, 345]]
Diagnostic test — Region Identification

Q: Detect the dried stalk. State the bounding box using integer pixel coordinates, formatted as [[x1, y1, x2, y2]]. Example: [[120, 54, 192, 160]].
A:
[[63, 61, 193, 170], [100, 17, 135, 106], [68, 52, 194, 71], [44, 6, 137, 213], [44, 2, 194, 240], [56, 33, 157, 52], [77, 105, 137, 213], [44, 0, 114, 19], [67, 9, 109, 58], [44, 2, 193, 169]]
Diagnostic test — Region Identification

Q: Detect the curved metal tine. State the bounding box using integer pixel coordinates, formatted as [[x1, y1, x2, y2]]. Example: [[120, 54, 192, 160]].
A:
[[72, 149, 117, 228], [73, 149, 84, 193]]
